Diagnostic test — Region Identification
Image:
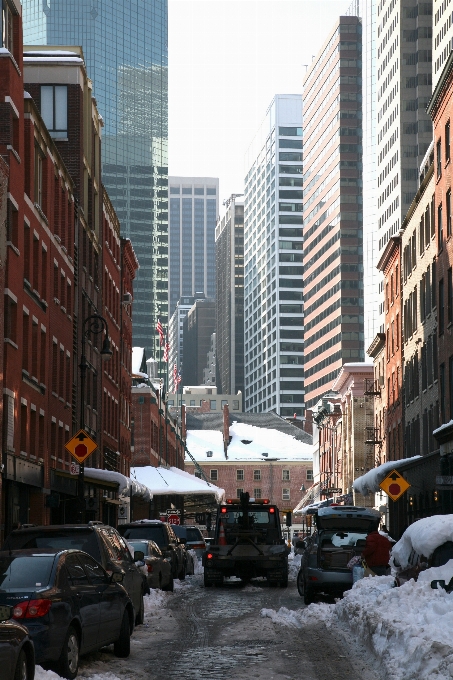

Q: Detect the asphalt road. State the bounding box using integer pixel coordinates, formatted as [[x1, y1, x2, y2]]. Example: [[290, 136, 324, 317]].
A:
[[76, 569, 384, 680]]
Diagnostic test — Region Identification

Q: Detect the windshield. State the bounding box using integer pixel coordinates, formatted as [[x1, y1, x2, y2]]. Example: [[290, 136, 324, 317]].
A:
[[122, 526, 167, 548], [186, 528, 203, 542], [0, 554, 55, 590], [172, 526, 186, 539], [319, 531, 367, 548], [222, 510, 277, 528], [16, 531, 101, 563], [127, 541, 149, 557]]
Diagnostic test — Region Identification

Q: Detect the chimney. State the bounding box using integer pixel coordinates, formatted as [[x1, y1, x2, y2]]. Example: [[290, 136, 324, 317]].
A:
[[223, 403, 230, 459]]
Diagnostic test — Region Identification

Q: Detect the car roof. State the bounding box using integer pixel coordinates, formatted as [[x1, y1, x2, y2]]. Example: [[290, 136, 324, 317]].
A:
[[122, 520, 165, 526], [0, 548, 85, 557], [317, 506, 381, 519], [8, 523, 106, 534]]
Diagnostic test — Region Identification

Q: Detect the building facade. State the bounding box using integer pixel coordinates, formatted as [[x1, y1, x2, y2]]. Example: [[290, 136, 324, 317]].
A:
[[216, 196, 244, 397], [433, 0, 453, 88], [182, 298, 216, 386], [23, 0, 169, 361], [169, 177, 218, 317], [168, 294, 205, 385], [302, 17, 364, 410], [244, 95, 304, 416]]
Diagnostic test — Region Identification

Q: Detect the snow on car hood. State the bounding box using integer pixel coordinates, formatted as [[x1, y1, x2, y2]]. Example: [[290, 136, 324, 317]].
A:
[[392, 514, 453, 569]]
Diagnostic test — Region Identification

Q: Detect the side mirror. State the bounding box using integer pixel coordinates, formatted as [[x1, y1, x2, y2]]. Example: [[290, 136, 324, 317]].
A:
[[134, 550, 145, 562], [111, 572, 124, 583], [0, 605, 12, 622]]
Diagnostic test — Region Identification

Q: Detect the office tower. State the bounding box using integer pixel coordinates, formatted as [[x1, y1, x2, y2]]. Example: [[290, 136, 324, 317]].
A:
[[168, 177, 218, 317], [244, 95, 304, 416], [376, 1, 432, 255], [22, 0, 168, 363], [303, 16, 364, 411], [434, 0, 453, 87], [216, 196, 245, 397], [168, 293, 205, 384], [182, 299, 216, 386]]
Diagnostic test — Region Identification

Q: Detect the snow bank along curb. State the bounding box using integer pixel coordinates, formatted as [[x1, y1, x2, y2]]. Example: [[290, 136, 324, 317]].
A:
[[261, 576, 453, 680]]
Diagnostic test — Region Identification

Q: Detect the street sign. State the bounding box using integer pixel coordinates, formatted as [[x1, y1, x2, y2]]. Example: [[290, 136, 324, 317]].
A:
[[166, 509, 181, 515], [321, 488, 342, 495], [65, 429, 97, 464], [379, 469, 410, 502], [167, 514, 180, 525], [70, 461, 80, 475]]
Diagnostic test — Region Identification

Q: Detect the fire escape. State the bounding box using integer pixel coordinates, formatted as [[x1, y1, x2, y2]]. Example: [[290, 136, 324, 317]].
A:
[[364, 379, 383, 469]]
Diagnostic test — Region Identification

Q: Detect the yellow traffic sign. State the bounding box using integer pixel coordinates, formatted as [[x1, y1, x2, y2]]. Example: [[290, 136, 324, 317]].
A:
[[379, 469, 410, 502], [65, 429, 97, 464]]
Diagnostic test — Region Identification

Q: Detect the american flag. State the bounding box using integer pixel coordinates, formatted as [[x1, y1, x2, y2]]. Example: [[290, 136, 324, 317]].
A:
[[173, 363, 182, 390], [156, 319, 164, 346], [163, 336, 170, 363]]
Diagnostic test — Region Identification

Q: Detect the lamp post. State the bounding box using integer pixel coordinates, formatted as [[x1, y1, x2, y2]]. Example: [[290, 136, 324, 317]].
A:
[[78, 314, 112, 522]]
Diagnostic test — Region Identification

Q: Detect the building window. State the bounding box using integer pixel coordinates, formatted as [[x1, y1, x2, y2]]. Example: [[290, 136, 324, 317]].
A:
[[449, 268, 453, 326], [236, 469, 244, 481], [438, 204, 443, 250], [254, 488, 262, 499], [306, 469, 313, 481], [221, 400, 228, 408], [446, 120, 451, 163], [437, 139, 442, 178], [448, 191, 452, 238], [210, 469, 218, 481], [210, 400, 217, 410], [236, 488, 244, 497], [2, 0, 13, 53], [282, 469, 290, 481], [40, 86, 68, 138], [34, 144, 44, 208], [232, 400, 240, 410], [439, 279, 445, 335], [253, 469, 261, 481], [195, 471, 201, 479], [440, 363, 446, 423], [282, 488, 290, 501]]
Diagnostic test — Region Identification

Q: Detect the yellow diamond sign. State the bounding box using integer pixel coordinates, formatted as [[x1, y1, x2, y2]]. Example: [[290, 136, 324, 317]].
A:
[[379, 469, 411, 502], [65, 429, 97, 464]]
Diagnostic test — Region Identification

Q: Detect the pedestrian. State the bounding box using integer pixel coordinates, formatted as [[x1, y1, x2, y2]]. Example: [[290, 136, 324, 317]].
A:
[[362, 528, 392, 576]]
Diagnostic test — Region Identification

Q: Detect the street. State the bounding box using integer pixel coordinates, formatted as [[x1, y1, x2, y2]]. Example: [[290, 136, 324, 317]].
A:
[[66, 561, 384, 680]]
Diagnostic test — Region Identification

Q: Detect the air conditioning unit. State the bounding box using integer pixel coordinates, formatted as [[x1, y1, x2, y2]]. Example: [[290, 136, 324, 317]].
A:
[[122, 292, 133, 304]]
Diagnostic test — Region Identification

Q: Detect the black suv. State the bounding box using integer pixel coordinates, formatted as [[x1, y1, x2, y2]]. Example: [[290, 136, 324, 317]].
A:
[[117, 520, 187, 580], [3, 522, 146, 625]]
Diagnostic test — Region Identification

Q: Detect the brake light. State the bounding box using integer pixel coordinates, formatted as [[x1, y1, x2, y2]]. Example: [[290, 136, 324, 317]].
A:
[[207, 553, 213, 560], [13, 599, 52, 619], [221, 507, 228, 514], [191, 543, 206, 550], [269, 508, 275, 514], [147, 564, 153, 573]]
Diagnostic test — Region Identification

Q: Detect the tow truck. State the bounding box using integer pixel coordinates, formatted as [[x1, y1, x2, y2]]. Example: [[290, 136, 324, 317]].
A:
[[202, 492, 289, 587]]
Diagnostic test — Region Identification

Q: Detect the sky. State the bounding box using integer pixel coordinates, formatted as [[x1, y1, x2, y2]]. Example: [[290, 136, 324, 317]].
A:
[[168, 0, 351, 206]]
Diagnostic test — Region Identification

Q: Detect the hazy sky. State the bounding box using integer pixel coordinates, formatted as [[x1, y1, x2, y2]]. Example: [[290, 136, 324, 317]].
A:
[[168, 0, 351, 204]]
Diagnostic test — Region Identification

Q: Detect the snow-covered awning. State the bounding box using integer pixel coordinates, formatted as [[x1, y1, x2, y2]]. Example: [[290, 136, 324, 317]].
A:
[[353, 456, 422, 496], [131, 466, 225, 503], [84, 468, 152, 502]]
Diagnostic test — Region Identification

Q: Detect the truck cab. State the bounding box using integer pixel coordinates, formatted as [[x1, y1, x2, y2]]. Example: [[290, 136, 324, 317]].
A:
[[202, 492, 289, 587]]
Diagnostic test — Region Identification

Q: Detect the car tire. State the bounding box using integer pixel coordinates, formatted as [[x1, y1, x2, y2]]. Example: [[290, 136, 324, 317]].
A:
[[58, 626, 79, 680], [114, 611, 131, 658], [14, 650, 28, 680], [178, 563, 186, 581], [203, 570, 213, 587], [135, 592, 145, 626], [162, 575, 174, 592], [296, 569, 305, 597]]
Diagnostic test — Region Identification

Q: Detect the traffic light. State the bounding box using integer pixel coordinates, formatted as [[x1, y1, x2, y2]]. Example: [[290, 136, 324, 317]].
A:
[[285, 511, 292, 527]]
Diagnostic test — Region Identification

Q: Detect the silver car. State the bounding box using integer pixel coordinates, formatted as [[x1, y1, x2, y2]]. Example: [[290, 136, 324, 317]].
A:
[[296, 506, 381, 604], [127, 539, 174, 591]]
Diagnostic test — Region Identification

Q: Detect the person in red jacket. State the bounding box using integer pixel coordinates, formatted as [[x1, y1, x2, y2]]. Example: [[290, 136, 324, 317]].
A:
[[362, 530, 392, 576]]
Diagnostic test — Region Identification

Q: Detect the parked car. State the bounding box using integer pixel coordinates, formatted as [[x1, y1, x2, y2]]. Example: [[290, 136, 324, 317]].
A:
[[172, 525, 206, 558], [2, 522, 146, 626], [117, 521, 186, 580], [392, 526, 453, 586], [0, 549, 134, 679], [0, 604, 35, 680], [296, 506, 381, 604], [127, 539, 173, 591]]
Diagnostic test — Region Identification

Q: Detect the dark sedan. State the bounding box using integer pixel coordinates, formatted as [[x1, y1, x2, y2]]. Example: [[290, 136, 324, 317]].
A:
[[127, 540, 173, 591], [0, 549, 134, 679], [0, 604, 35, 680]]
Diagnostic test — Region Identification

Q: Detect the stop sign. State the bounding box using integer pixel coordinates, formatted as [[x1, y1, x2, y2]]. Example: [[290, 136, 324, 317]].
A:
[[167, 514, 180, 525]]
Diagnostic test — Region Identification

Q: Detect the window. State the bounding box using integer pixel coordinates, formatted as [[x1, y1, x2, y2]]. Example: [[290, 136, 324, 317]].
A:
[[253, 469, 261, 481], [34, 144, 44, 208], [210, 469, 218, 481], [232, 400, 240, 410], [449, 268, 453, 325], [2, 0, 13, 53], [221, 400, 228, 408], [282, 488, 290, 501], [448, 191, 452, 238], [446, 121, 451, 163], [254, 488, 262, 499], [6, 198, 18, 247], [236, 469, 244, 481], [440, 363, 446, 423], [438, 204, 443, 250], [210, 400, 217, 410], [306, 469, 313, 481], [439, 279, 445, 335], [282, 469, 290, 481], [437, 139, 442, 178], [40, 86, 68, 138], [450, 356, 453, 420], [4, 294, 17, 344], [236, 488, 244, 497]]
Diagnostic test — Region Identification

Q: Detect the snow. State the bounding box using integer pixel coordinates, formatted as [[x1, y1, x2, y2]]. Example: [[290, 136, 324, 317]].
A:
[[84, 468, 152, 501], [132, 347, 147, 376], [186, 421, 312, 462], [131, 465, 225, 501], [391, 514, 453, 568], [353, 455, 421, 495], [433, 419, 453, 436]]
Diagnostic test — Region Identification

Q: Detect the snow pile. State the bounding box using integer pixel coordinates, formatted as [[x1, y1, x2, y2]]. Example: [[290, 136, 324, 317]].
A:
[[36, 668, 123, 680], [262, 574, 453, 680], [144, 586, 170, 613], [188, 550, 204, 575], [353, 456, 421, 495], [186, 421, 312, 462], [288, 552, 301, 580], [392, 514, 453, 568]]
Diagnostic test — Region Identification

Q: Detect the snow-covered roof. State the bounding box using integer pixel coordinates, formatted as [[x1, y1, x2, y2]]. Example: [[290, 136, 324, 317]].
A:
[[392, 515, 453, 569], [84, 468, 152, 501], [353, 456, 422, 495], [186, 421, 313, 462], [433, 419, 453, 436], [131, 466, 225, 502]]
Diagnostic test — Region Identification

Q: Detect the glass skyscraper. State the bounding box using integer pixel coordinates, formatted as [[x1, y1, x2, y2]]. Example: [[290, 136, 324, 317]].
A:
[[23, 0, 168, 362]]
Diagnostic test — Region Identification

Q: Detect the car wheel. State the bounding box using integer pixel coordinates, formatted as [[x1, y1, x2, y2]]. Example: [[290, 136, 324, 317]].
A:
[[178, 562, 186, 581], [114, 610, 131, 658], [203, 570, 213, 587], [135, 592, 145, 626], [162, 575, 174, 592], [296, 569, 305, 597], [14, 650, 28, 680], [58, 626, 79, 680]]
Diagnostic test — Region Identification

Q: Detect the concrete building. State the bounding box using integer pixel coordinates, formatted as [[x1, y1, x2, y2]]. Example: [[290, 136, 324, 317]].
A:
[[434, 0, 453, 88], [23, 0, 169, 362], [169, 177, 218, 316], [203, 333, 216, 386], [302, 17, 364, 411], [183, 298, 216, 386], [168, 294, 205, 384], [168, 386, 242, 412], [244, 95, 304, 416], [216, 196, 244, 397]]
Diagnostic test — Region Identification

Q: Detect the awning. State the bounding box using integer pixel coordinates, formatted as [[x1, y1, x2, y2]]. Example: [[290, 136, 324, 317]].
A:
[[293, 482, 321, 515], [353, 456, 422, 496], [84, 468, 152, 501], [131, 466, 225, 503]]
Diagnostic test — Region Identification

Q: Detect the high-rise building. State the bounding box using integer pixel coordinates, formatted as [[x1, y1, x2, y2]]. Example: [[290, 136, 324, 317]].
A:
[[169, 177, 218, 317], [168, 294, 205, 386], [216, 196, 245, 397], [244, 95, 304, 416], [22, 0, 169, 362], [302, 16, 364, 411], [182, 298, 216, 386], [433, 0, 453, 87]]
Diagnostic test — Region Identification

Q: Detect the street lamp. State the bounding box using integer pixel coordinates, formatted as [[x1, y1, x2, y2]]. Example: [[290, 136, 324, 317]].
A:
[[78, 314, 112, 522]]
